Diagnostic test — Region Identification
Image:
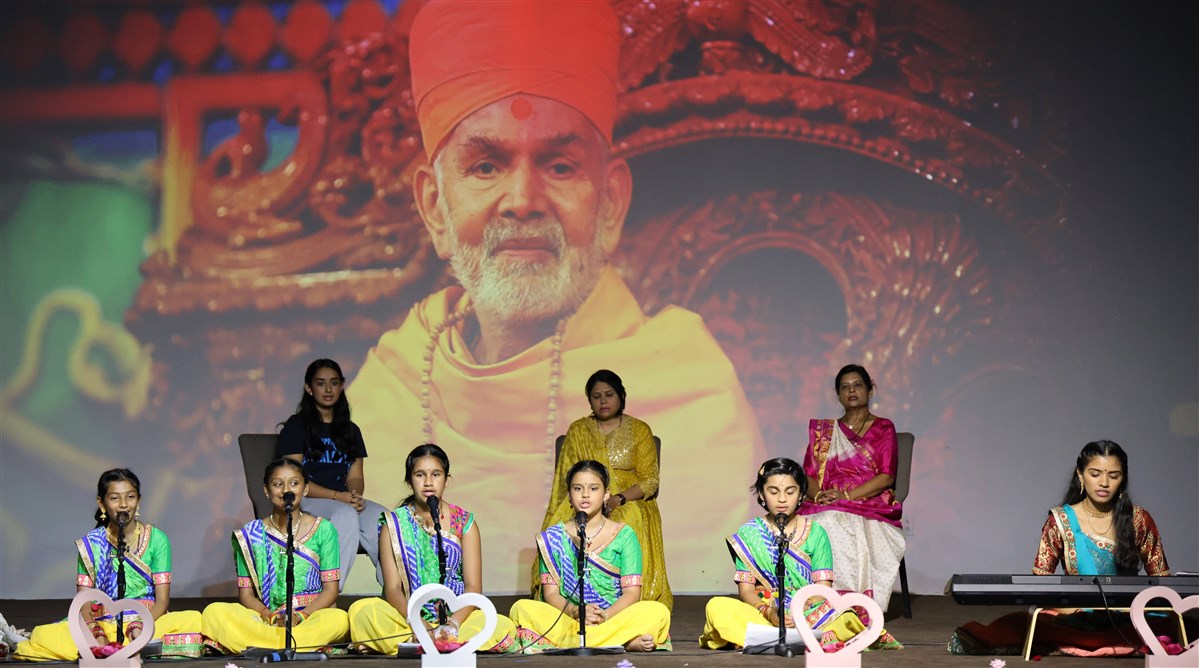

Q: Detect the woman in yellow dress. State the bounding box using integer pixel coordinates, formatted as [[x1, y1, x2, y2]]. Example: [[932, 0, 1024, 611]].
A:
[[538, 369, 672, 609], [348, 444, 516, 654], [200, 459, 348, 653], [512, 460, 670, 652], [12, 469, 202, 660]]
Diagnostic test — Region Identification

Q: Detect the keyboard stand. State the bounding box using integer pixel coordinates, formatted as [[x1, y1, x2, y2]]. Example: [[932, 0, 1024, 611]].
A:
[[1022, 606, 1189, 661]]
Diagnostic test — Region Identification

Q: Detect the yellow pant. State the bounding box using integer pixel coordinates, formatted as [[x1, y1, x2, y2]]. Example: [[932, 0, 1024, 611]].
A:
[[12, 610, 202, 661], [200, 602, 348, 654], [699, 596, 866, 649], [508, 599, 670, 651], [348, 597, 516, 654]]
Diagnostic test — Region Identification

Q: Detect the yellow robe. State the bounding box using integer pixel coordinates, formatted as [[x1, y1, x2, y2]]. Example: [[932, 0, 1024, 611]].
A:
[[351, 267, 765, 593], [538, 414, 672, 609]]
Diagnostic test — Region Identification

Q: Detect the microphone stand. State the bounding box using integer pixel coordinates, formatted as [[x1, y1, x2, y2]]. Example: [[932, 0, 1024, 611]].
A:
[[743, 513, 804, 657], [261, 494, 327, 663], [575, 514, 591, 654], [115, 512, 128, 645], [428, 497, 449, 627], [545, 512, 621, 656], [773, 513, 791, 657]]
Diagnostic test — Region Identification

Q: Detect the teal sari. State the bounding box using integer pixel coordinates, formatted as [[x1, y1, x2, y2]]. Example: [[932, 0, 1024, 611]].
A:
[[1059, 506, 1116, 574]]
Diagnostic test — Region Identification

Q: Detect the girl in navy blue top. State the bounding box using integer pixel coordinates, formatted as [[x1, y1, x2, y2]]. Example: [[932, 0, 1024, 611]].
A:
[[278, 358, 387, 588]]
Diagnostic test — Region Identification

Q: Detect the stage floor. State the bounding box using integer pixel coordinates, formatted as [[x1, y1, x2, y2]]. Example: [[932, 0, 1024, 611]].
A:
[[2, 594, 1190, 667]]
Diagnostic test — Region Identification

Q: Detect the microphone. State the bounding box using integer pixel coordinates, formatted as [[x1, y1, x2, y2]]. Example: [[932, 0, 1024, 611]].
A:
[[116, 511, 130, 529], [427, 495, 449, 624], [427, 496, 442, 530], [775, 512, 789, 530], [282, 491, 295, 511], [574, 511, 588, 533]]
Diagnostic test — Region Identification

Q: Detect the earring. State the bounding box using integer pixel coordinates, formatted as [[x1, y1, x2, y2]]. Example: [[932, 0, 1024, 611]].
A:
[[100, 510, 107, 522], [135, 509, 141, 519]]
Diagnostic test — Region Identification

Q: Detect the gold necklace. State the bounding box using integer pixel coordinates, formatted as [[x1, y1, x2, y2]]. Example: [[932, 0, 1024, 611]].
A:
[[842, 413, 871, 436], [1081, 499, 1113, 519], [420, 303, 568, 466], [107, 520, 141, 547], [576, 516, 607, 548], [774, 516, 801, 544], [269, 514, 301, 536], [596, 415, 622, 434]]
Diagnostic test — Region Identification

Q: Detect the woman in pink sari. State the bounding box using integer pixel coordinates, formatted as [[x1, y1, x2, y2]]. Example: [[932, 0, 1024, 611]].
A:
[[798, 364, 904, 612]]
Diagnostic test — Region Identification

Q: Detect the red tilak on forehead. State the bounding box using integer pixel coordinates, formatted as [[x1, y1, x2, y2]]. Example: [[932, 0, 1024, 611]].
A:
[[510, 96, 534, 120]]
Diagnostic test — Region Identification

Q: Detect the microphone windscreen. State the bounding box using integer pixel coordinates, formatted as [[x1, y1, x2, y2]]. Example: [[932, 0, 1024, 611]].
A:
[[427, 495, 440, 518], [575, 511, 588, 529], [282, 491, 296, 506], [116, 511, 129, 528], [775, 512, 789, 528]]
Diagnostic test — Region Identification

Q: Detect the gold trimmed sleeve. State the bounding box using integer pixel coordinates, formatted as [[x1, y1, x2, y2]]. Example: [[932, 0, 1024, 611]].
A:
[[1032, 512, 1063, 575], [1133, 506, 1170, 576]]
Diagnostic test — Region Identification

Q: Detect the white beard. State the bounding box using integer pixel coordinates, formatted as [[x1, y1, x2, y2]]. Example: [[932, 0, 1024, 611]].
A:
[[445, 217, 607, 325]]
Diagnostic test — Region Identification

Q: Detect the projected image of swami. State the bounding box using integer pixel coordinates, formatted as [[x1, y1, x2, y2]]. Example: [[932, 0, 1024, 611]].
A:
[[1, 0, 1194, 612]]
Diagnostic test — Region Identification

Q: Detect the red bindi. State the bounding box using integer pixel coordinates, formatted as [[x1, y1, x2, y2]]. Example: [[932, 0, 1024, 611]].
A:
[[510, 96, 534, 120]]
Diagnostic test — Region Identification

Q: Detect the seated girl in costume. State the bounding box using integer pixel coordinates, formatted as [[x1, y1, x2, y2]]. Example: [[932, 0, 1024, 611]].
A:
[[700, 457, 900, 651], [348, 444, 516, 653], [12, 468, 202, 660], [510, 460, 671, 653], [201, 459, 348, 653], [950, 440, 1173, 657]]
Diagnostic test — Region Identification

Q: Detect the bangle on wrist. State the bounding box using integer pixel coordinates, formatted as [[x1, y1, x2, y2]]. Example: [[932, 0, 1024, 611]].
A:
[[616, 493, 627, 506]]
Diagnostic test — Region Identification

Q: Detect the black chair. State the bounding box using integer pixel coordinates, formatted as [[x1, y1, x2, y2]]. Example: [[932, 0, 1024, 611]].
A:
[[237, 432, 370, 555], [237, 433, 278, 519], [893, 431, 915, 618], [553, 434, 662, 500]]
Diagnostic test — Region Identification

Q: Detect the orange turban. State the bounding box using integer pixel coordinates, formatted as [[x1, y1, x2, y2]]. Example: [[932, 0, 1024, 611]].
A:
[[409, 0, 621, 158]]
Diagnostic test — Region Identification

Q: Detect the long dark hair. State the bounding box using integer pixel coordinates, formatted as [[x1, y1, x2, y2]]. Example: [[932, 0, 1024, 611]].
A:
[[1062, 440, 1138, 574], [585, 369, 626, 416], [399, 444, 451, 507], [750, 457, 807, 511], [566, 459, 612, 517], [94, 468, 141, 528], [285, 359, 360, 462]]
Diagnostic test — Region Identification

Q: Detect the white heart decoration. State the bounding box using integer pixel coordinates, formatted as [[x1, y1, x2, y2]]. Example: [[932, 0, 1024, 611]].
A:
[[67, 588, 156, 668], [407, 583, 497, 668], [789, 584, 884, 668], [1129, 585, 1198, 668]]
